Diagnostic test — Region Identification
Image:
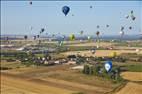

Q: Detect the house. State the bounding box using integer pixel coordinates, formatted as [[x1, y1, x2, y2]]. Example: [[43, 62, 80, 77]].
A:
[[67, 55, 77, 61], [66, 61, 76, 65]]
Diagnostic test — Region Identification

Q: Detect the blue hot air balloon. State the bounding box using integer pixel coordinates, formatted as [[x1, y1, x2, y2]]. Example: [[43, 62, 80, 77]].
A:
[[105, 61, 112, 72], [62, 6, 70, 16]]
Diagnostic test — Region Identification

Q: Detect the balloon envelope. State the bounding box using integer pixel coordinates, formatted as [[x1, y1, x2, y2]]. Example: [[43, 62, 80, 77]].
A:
[[129, 26, 132, 30], [97, 25, 100, 29], [29, 1, 32, 5], [90, 6, 92, 8], [121, 26, 124, 31], [105, 61, 112, 72], [62, 6, 70, 16], [80, 31, 84, 35], [69, 34, 75, 41], [96, 31, 100, 36], [120, 31, 124, 36], [106, 24, 109, 28]]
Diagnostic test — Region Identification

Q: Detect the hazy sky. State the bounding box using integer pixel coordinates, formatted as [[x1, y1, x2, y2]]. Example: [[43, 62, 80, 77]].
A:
[[1, 1, 142, 36]]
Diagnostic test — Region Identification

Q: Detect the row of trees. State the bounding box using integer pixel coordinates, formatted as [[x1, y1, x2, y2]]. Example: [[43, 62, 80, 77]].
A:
[[82, 64, 122, 81]]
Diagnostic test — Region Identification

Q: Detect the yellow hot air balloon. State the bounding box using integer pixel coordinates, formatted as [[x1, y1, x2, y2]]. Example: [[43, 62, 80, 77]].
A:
[[110, 52, 117, 57], [69, 34, 75, 41]]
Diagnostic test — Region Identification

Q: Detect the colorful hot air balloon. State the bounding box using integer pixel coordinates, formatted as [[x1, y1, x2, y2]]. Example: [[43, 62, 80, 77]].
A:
[[69, 34, 75, 41], [62, 6, 70, 16]]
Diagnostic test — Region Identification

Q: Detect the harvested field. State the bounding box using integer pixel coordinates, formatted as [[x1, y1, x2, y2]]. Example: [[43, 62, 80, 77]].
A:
[[66, 42, 112, 47], [61, 50, 140, 57], [1, 64, 120, 94], [120, 72, 142, 81], [1, 73, 74, 94], [115, 82, 142, 94]]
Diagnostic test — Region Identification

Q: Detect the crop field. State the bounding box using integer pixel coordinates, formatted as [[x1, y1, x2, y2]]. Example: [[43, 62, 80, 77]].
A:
[[1, 40, 142, 94]]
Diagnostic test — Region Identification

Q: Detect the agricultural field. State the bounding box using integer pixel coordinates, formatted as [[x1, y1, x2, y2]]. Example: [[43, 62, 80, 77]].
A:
[[1, 39, 142, 94]]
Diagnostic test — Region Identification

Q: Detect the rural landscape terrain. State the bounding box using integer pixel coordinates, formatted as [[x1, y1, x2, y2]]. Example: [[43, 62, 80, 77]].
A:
[[1, 39, 142, 94], [1, 1, 142, 94]]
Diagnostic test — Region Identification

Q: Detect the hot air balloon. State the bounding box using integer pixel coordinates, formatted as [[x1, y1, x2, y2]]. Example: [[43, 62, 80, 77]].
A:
[[69, 34, 75, 41], [131, 10, 133, 14], [33, 36, 36, 40], [120, 31, 124, 36], [131, 15, 136, 21], [130, 11, 136, 21], [96, 31, 100, 46], [62, 6, 70, 16], [24, 35, 28, 40], [80, 31, 84, 35], [120, 31, 124, 41], [29, 1, 32, 5], [97, 25, 100, 29], [87, 36, 91, 41], [96, 31, 100, 37], [106, 24, 109, 28], [90, 6, 92, 9], [129, 26, 132, 30], [105, 61, 112, 72], [37, 35, 40, 38], [121, 26, 124, 31], [41, 28, 45, 33], [125, 15, 129, 19]]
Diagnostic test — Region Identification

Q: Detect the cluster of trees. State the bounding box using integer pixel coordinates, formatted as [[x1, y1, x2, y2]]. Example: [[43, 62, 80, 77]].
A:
[[89, 56, 126, 63], [82, 64, 122, 81]]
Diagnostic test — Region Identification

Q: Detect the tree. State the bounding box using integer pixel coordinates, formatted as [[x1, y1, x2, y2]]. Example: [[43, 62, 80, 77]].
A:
[[83, 64, 90, 74]]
